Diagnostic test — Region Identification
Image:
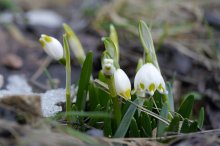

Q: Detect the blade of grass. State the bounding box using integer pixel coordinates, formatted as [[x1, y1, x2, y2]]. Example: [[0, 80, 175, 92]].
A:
[[198, 107, 204, 129], [178, 95, 194, 118], [76, 52, 93, 111], [114, 98, 140, 138], [157, 104, 168, 137]]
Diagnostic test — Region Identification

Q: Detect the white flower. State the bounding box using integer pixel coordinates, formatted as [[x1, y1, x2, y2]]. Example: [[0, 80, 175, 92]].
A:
[[134, 63, 166, 97], [102, 58, 116, 76], [114, 69, 131, 100], [39, 34, 64, 60]]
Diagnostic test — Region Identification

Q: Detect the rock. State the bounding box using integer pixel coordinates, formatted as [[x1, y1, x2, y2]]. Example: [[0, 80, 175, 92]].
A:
[[25, 10, 63, 28], [204, 8, 220, 30], [0, 95, 42, 117], [86, 128, 103, 137], [2, 54, 23, 69], [0, 74, 3, 89]]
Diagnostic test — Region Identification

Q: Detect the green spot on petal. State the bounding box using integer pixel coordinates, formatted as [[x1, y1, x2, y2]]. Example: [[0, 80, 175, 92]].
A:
[[148, 83, 155, 92], [105, 66, 111, 70], [120, 89, 131, 100], [39, 39, 45, 48], [158, 83, 164, 92], [44, 35, 52, 42], [140, 83, 145, 90]]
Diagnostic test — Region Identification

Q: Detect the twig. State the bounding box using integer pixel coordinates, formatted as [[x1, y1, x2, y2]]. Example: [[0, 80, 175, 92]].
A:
[[106, 129, 220, 141]]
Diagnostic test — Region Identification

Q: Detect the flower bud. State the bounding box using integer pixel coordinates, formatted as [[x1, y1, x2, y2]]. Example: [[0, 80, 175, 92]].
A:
[[102, 58, 116, 76], [134, 63, 166, 97], [114, 69, 131, 100], [63, 23, 85, 65], [39, 34, 64, 60]]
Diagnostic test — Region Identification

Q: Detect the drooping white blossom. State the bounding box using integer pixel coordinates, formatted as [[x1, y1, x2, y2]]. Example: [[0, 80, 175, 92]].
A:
[[114, 69, 131, 100], [102, 58, 116, 76], [39, 34, 64, 60], [134, 63, 166, 97]]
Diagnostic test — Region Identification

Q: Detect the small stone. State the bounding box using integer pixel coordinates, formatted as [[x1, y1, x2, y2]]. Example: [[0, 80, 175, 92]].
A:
[[2, 54, 23, 69], [25, 10, 63, 28], [0, 74, 3, 89], [0, 95, 42, 117]]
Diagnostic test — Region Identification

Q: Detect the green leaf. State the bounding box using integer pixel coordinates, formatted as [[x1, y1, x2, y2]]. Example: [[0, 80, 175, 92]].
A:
[[88, 104, 102, 126], [89, 83, 100, 110], [114, 98, 140, 138], [189, 121, 198, 132], [110, 24, 119, 61], [178, 95, 194, 118], [129, 118, 140, 137], [180, 119, 190, 133], [167, 116, 180, 132], [157, 104, 169, 137], [140, 112, 152, 137], [138, 99, 152, 137], [104, 101, 112, 137], [180, 119, 199, 133], [76, 52, 93, 111], [138, 20, 159, 69], [166, 82, 174, 113], [198, 107, 204, 129]]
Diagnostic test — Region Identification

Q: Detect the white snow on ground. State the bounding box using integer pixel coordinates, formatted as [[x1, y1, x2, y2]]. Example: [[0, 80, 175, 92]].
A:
[[0, 74, 75, 117]]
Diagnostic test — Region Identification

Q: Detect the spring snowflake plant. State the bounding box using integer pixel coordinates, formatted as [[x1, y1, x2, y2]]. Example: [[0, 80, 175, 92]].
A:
[[39, 21, 204, 138]]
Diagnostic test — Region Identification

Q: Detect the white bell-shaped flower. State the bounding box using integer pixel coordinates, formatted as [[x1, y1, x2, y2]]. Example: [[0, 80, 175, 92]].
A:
[[134, 63, 166, 97], [114, 69, 131, 100], [39, 34, 64, 60], [102, 58, 116, 76]]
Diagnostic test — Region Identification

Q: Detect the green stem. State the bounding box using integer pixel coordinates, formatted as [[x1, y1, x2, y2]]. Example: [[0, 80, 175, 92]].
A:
[[106, 76, 121, 127], [63, 34, 71, 125]]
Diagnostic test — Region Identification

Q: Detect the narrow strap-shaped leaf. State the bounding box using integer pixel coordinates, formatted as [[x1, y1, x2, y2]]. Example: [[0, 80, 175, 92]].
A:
[[138, 20, 159, 70], [89, 83, 100, 110], [128, 99, 169, 125], [180, 119, 190, 133], [198, 107, 204, 129], [129, 117, 140, 137], [167, 116, 180, 132], [157, 104, 169, 137], [178, 95, 194, 118], [104, 100, 112, 137], [76, 52, 93, 111], [166, 82, 175, 113], [110, 24, 119, 61], [114, 98, 139, 138], [140, 112, 152, 137]]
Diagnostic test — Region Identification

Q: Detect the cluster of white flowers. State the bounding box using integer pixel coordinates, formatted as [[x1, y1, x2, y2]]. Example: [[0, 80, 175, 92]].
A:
[[39, 35, 166, 100], [113, 63, 166, 99]]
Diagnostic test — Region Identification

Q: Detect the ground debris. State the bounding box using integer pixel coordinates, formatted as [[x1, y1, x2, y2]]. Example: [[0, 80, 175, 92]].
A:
[[2, 54, 23, 70]]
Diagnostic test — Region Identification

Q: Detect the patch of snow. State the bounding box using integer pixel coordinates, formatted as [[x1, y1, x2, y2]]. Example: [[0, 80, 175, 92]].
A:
[[6, 74, 32, 93], [41, 86, 75, 117], [0, 74, 76, 117]]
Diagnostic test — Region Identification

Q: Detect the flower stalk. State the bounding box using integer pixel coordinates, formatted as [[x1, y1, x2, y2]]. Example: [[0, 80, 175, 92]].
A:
[[63, 34, 71, 125], [106, 76, 121, 127]]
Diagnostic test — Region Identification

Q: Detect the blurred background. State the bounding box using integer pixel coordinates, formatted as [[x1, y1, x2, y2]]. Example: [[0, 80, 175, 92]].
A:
[[0, 0, 219, 130]]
